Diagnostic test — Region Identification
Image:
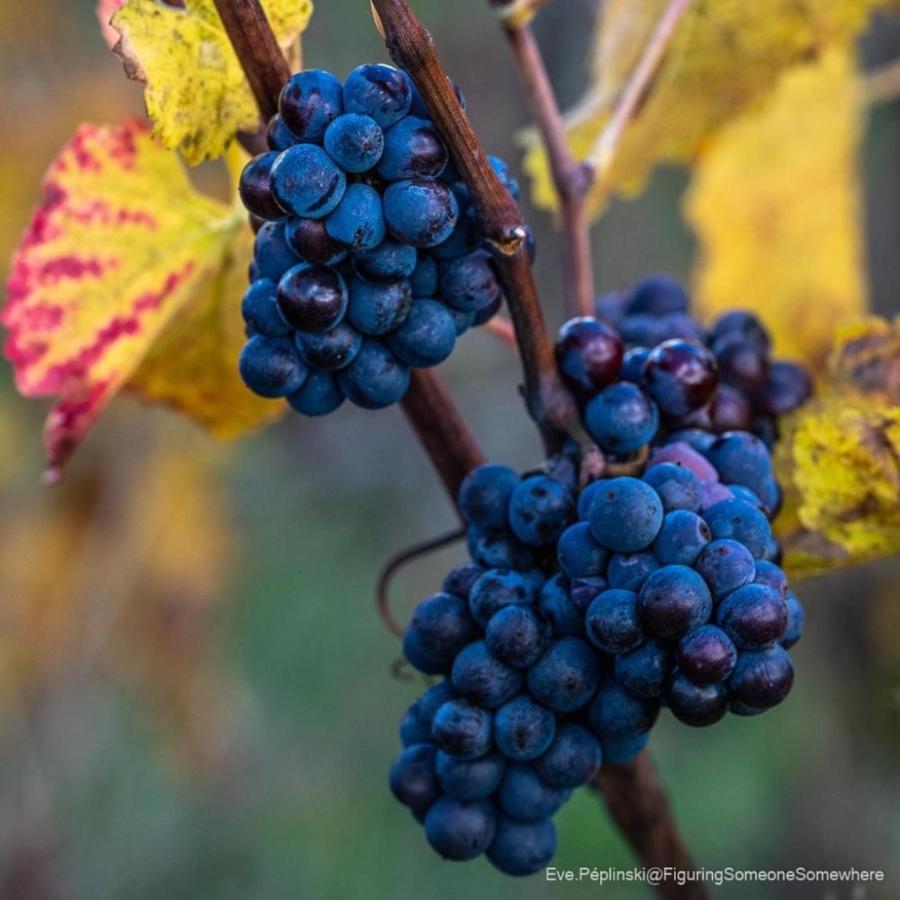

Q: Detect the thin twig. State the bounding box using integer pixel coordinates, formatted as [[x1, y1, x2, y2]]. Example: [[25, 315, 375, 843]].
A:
[[483, 316, 517, 347], [595, 753, 709, 900], [377, 527, 466, 637], [502, 23, 595, 318], [591, 0, 694, 177], [401, 370, 486, 507], [370, 0, 579, 451]]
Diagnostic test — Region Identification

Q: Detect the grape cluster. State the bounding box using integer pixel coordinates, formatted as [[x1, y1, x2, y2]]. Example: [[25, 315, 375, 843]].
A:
[[583, 275, 812, 448], [390, 439, 803, 875], [237, 65, 522, 414]]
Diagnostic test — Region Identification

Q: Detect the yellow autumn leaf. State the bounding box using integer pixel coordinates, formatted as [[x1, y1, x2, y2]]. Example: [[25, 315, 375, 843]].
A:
[[111, 0, 313, 165], [2, 119, 282, 477], [522, 0, 895, 217], [686, 50, 867, 370], [776, 317, 900, 580]]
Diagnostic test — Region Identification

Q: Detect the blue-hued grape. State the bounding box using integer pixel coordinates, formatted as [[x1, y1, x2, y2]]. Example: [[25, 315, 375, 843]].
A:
[[526, 638, 601, 713], [284, 217, 348, 266], [430, 213, 477, 260], [337, 339, 410, 408], [469, 570, 536, 628], [266, 114, 301, 152], [709, 310, 770, 353], [676, 625, 737, 684], [729, 646, 794, 709], [387, 299, 457, 367], [378, 116, 448, 180], [399, 702, 432, 748], [614, 640, 671, 698], [295, 322, 363, 371], [538, 574, 584, 637], [781, 592, 805, 649], [438, 250, 501, 312], [625, 275, 689, 316], [404, 592, 478, 675], [277, 263, 348, 333], [431, 698, 493, 760], [699, 481, 735, 512], [588, 477, 664, 553], [253, 221, 301, 282], [488, 155, 520, 201], [242, 278, 291, 337], [287, 370, 344, 416], [601, 733, 649, 765], [239, 151, 285, 221], [352, 239, 417, 282], [279, 69, 344, 142], [418, 681, 457, 725], [451, 641, 523, 709], [343, 64, 412, 128], [641, 463, 701, 513], [467, 529, 536, 571], [383, 179, 459, 248], [270, 144, 347, 219], [239, 334, 307, 398], [663, 428, 718, 455], [642, 339, 719, 418], [448, 307, 476, 335], [569, 577, 608, 615], [323, 112, 384, 173], [347, 277, 412, 335], [695, 539, 755, 597], [706, 431, 772, 495], [497, 764, 569, 821], [324, 183, 386, 251], [638, 565, 713, 641], [471, 292, 503, 325], [485, 606, 547, 669], [606, 552, 659, 592], [424, 796, 496, 861], [389, 743, 440, 814], [555, 318, 624, 394], [534, 724, 602, 789], [584, 382, 659, 454], [758, 361, 812, 416], [667, 672, 729, 727], [716, 583, 786, 649], [754, 561, 788, 598], [588, 679, 659, 739], [704, 498, 772, 559], [494, 695, 556, 761], [556, 523, 607, 579], [442, 563, 484, 599], [585, 589, 643, 654], [458, 464, 519, 532], [409, 255, 439, 296], [487, 816, 556, 877], [652, 510, 711, 566], [509, 475, 575, 547], [436, 751, 505, 801], [620, 346, 651, 383]]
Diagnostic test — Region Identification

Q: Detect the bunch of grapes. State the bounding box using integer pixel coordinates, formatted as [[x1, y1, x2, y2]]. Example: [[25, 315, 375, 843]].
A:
[[587, 275, 812, 447], [388, 276, 810, 876], [237, 65, 522, 414]]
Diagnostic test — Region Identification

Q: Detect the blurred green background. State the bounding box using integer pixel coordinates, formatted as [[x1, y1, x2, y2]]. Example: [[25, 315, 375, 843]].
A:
[[1, 2, 899, 898]]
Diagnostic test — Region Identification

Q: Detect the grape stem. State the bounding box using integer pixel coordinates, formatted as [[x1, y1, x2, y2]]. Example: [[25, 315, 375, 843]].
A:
[[596, 754, 709, 900], [370, 0, 580, 453], [401, 371, 486, 505], [499, 20, 595, 319]]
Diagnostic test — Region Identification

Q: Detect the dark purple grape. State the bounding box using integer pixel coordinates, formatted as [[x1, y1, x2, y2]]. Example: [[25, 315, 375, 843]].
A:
[[642, 340, 719, 418], [757, 361, 813, 416], [555, 317, 624, 395], [277, 264, 348, 333], [239, 152, 286, 221], [284, 217, 348, 266]]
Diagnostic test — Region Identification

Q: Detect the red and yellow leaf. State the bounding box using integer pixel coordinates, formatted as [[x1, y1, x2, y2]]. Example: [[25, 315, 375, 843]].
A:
[[2, 119, 281, 478]]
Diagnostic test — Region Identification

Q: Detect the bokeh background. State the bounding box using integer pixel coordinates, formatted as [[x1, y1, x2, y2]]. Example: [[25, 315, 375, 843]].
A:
[[1, 1, 900, 898]]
